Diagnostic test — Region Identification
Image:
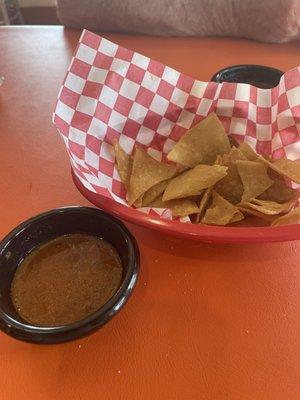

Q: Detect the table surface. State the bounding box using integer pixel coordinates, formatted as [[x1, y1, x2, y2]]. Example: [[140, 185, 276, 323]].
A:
[[0, 26, 299, 400]]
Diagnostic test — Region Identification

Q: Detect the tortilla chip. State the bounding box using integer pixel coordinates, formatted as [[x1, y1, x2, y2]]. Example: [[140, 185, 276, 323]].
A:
[[185, 195, 202, 202], [238, 206, 277, 223], [271, 208, 300, 226], [214, 147, 247, 204], [168, 199, 200, 217], [262, 155, 273, 162], [222, 147, 247, 163], [133, 195, 143, 208], [114, 142, 132, 190], [238, 198, 296, 216], [127, 147, 177, 205], [214, 155, 223, 165], [228, 216, 269, 227], [201, 191, 244, 226], [230, 212, 245, 223], [147, 195, 166, 208], [167, 112, 231, 167], [195, 187, 213, 223], [258, 169, 299, 203], [146, 196, 199, 217], [261, 157, 300, 184], [162, 164, 228, 201], [236, 160, 273, 202], [239, 142, 259, 161], [141, 179, 170, 207]]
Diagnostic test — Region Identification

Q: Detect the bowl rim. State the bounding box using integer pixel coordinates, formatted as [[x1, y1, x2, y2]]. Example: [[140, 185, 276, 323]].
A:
[[72, 172, 300, 244], [210, 64, 284, 85], [0, 206, 139, 340]]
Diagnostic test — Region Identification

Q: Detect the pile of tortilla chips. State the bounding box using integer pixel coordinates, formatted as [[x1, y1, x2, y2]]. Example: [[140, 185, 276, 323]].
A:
[[114, 113, 300, 227]]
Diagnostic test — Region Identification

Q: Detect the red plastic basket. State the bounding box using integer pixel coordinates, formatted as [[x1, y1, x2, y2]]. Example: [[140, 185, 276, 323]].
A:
[[52, 31, 300, 243], [72, 171, 300, 244]]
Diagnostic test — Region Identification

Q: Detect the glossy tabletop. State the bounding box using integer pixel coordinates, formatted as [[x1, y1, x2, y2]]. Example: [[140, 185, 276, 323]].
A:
[[0, 26, 299, 400]]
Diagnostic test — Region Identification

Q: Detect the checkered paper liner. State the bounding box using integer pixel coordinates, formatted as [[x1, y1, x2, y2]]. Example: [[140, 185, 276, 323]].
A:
[[53, 30, 300, 222]]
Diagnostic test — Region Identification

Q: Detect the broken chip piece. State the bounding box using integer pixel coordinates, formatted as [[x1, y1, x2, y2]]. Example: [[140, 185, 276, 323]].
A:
[[236, 160, 274, 202], [237, 206, 277, 223], [271, 207, 300, 226], [201, 191, 244, 225], [238, 198, 296, 216]]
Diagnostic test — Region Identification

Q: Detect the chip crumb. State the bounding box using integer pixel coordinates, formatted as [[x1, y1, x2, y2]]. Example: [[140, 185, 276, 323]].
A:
[[190, 288, 193, 292], [246, 330, 249, 334], [78, 344, 82, 349], [154, 259, 158, 263], [143, 282, 147, 286], [117, 370, 121, 374]]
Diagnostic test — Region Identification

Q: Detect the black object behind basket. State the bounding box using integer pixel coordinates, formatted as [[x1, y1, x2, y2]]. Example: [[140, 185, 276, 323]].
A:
[[211, 65, 284, 88]]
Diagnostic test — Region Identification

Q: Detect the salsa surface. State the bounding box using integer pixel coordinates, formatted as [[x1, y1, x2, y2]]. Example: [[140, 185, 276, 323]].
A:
[[11, 234, 123, 326]]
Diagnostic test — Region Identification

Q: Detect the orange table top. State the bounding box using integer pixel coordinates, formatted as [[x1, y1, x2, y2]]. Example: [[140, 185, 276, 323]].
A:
[[0, 26, 299, 400]]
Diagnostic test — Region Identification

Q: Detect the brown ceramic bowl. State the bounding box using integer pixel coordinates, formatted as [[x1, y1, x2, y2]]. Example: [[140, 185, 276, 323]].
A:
[[0, 207, 139, 344]]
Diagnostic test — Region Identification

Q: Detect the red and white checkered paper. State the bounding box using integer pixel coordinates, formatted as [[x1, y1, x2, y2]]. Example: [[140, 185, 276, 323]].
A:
[[53, 30, 300, 221]]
